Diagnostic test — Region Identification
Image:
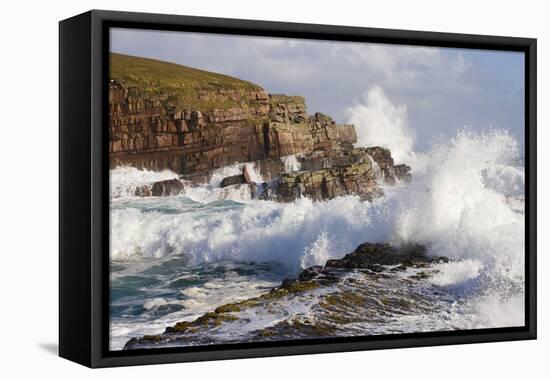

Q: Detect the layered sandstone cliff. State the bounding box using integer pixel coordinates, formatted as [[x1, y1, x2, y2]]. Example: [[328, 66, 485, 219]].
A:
[[109, 53, 410, 201]]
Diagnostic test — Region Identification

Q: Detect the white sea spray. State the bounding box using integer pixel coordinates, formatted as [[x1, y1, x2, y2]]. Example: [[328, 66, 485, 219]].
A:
[[109, 126, 525, 348]]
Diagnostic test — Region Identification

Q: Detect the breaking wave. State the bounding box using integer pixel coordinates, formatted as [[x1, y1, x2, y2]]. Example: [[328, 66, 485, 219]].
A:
[[111, 129, 524, 278], [110, 166, 179, 199], [348, 85, 415, 163], [110, 127, 525, 340]]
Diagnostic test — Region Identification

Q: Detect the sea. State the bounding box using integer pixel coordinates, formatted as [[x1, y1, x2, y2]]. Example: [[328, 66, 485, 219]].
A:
[[109, 129, 525, 350]]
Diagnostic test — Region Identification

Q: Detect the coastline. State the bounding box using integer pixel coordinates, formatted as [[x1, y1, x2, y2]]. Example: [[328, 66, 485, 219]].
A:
[[108, 53, 526, 351]]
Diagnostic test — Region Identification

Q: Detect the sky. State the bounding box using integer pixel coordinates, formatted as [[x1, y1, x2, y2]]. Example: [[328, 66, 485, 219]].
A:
[[110, 28, 525, 155]]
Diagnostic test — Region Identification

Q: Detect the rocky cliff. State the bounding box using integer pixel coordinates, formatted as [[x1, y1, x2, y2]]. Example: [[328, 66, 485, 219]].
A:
[[110, 53, 410, 201]]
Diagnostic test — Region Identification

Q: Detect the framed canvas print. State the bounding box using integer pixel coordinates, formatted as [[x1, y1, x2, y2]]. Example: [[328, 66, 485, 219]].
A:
[[59, 10, 537, 368]]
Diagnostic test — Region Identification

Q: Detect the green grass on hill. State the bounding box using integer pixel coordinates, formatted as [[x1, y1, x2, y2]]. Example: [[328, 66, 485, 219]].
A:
[[110, 53, 264, 111]]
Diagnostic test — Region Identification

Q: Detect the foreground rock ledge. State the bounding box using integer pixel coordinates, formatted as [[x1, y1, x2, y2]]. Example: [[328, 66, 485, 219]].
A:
[[123, 243, 449, 350]]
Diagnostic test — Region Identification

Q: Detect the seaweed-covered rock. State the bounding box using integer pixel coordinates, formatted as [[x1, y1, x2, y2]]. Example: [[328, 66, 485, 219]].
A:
[[123, 241, 450, 350]]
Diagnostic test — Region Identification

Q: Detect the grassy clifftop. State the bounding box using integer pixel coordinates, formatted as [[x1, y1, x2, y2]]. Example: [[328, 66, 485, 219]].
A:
[[110, 53, 264, 110]]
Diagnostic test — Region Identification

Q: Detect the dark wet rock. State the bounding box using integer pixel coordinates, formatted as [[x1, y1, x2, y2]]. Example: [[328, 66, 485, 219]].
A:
[[133, 179, 185, 197], [298, 266, 324, 281], [390, 264, 408, 272], [368, 264, 386, 273], [220, 174, 245, 187], [218, 165, 257, 190], [325, 243, 432, 269], [150, 179, 185, 196], [411, 271, 432, 280]]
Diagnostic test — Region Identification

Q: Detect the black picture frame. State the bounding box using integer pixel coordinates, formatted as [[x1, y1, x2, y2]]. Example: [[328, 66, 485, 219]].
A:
[[59, 9, 537, 368]]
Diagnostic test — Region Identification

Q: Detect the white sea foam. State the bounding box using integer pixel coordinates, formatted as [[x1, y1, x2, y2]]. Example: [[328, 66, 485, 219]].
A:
[[209, 163, 244, 187], [429, 260, 483, 286], [185, 162, 263, 203], [281, 154, 302, 172], [481, 164, 525, 197], [109, 263, 281, 350], [351, 291, 525, 334], [243, 163, 263, 183], [143, 298, 169, 310], [181, 182, 253, 204], [110, 163, 264, 205], [110, 166, 179, 199], [209, 162, 264, 186], [395, 129, 525, 286], [468, 293, 525, 327], [300, 231, 333, 268], [110, 258, 282, 350], [110, 194, 381, 265], [110, 124, 526, 341], [111, 129, 524, 287], [366, 154, 385, 183]]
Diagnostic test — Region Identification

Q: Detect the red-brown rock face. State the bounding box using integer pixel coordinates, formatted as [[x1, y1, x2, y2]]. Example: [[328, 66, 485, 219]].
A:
[[109, 53, 411, 202], [109, 79, 357, 177]]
